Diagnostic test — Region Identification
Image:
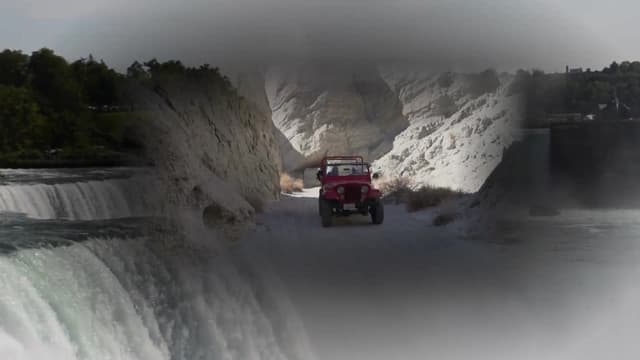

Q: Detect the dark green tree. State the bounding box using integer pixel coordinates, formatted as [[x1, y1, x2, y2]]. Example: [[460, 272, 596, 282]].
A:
[[0, 50, 29, 87], [126, 61, 148, 80], [0, 85, 48, 152], [71, 56, 122, 106], [605, 61, 619, 74], [28, 48, 82, 113]]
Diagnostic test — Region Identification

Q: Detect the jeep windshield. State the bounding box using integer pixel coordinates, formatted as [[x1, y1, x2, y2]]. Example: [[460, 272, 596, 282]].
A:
[[324, 159, 369, 177]]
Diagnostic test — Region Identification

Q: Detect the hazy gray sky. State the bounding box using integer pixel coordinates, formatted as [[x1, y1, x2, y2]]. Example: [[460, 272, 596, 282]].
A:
[[1, 0, 637, 72]]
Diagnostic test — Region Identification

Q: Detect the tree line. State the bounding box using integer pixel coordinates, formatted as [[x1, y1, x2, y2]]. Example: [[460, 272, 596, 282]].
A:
[[0, 48, 233, 165], [3, 47, 639, 159], [514, 61, 640, 127]]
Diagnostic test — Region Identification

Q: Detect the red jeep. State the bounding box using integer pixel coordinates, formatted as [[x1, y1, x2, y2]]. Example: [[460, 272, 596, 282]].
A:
[[316, 156, 384, 227]]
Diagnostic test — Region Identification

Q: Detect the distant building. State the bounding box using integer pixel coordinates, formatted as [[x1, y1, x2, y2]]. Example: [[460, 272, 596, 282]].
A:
[[565, 65, 583, 74]]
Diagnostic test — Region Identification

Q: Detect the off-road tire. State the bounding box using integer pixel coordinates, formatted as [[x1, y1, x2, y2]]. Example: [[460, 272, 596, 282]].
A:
[[320, 199, 333, 227], [370, 200, 384, 225]]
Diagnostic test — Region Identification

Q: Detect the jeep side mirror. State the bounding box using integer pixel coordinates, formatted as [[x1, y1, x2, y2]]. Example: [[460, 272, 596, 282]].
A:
[[372, 172, 380, 180], [316, 169, 323, 181]]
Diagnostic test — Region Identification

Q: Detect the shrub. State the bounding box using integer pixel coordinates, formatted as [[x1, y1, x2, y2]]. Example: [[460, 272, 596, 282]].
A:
[[378, 177, 412, 204], [406, 186, 463, 212], [280, 173, 304, 193]]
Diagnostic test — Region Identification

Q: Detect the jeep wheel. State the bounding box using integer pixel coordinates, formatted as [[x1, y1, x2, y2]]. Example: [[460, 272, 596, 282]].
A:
[[370, 201, 384, 225], [320, 199, 333, 227]]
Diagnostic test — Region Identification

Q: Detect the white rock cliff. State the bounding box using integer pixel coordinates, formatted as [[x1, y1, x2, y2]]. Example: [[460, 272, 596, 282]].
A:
[[264, 64, 408, 170], [256, 64, 523, 192]]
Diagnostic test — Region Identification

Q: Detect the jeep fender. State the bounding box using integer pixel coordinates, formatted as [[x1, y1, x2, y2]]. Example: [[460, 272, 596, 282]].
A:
[[321, 191, 341, 201]]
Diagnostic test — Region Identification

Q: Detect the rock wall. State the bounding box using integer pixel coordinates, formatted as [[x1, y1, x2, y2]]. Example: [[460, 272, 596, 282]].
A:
[[232, 70, 307, 173], [136, 77, 281, 225], [231, 64, 524, 193], [373, 72, 524, 192], [378, 67, 473, 125], [264, 64, 408, 170]]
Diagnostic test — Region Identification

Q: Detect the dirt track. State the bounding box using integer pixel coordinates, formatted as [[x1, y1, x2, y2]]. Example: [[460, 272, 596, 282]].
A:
[[236, 189, 640, 360]]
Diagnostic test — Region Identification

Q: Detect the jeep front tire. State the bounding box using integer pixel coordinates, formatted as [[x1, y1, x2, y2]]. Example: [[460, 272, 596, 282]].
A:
[[320, 199, 333, 227], [370, 200, 384, 225]]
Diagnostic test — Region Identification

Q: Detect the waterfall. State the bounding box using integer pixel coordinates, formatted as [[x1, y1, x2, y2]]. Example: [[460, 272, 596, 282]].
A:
[[0, 167, 314, 360], [0, 179, 150, 220], [0, 236, 309, 360]]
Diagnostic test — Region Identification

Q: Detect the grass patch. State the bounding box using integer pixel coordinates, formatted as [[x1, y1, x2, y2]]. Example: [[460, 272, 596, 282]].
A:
[[280, 173, 304, 194]]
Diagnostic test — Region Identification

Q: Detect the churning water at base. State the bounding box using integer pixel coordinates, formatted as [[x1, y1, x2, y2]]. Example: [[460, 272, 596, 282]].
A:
[[0, 168, 310, 360]]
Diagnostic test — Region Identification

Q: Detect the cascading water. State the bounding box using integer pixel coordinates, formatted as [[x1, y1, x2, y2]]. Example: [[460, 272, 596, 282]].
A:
[[0, 168, 312, 360], [0, 237, 302, 360], [0, 168, 154, 221], [0, 180, 147, 220]]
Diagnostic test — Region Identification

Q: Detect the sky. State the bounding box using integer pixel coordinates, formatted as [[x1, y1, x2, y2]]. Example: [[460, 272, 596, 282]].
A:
[[1, 0, 638, 72]]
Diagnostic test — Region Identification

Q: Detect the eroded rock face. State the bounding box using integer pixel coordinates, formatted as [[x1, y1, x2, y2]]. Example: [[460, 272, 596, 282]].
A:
[[373, 69, 524, 192], [136, 78, 281, 225], [264, 64, 408, 170], [232, 70, 307, 173], [231, 64, 523, 193]]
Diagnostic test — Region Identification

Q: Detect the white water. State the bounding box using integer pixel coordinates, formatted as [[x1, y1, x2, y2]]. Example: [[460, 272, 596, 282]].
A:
[[0, 179, 149, 220], [0, 236, 306, 360]]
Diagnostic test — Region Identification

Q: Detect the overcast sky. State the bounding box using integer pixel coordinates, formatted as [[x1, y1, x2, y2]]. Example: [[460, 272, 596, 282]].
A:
[[1, 0, 637, 72]]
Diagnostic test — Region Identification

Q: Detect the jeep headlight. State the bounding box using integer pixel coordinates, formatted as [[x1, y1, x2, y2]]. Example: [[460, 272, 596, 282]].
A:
[[337, 186, 345, 194], [361, 186, 369, 193]]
